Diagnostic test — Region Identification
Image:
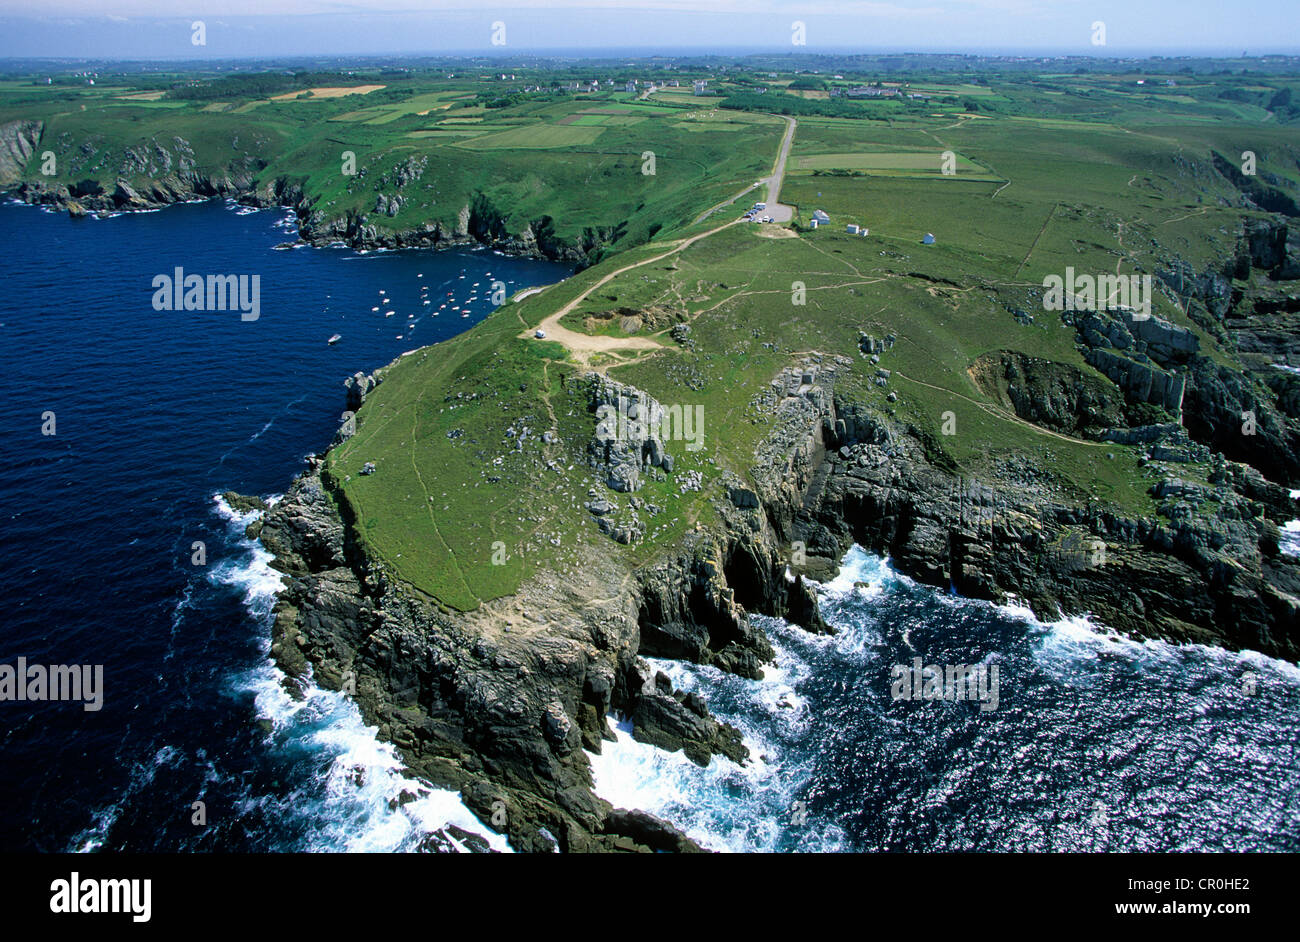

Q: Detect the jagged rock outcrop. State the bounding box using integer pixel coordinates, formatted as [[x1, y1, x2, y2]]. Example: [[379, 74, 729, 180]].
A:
[[344, 370, 382, 412], [1084, 347, 1187, 413], [5, 135, 609, 266], [970, 351, 1128, 436], [1212, 151, 1300, 219], [0, 119, 42, 185], [251, 322, 1300, 854], [802, 410, 1299, 659], [1181, 355, 1300, 486], [244, 189, 1300, 853], [255, 456, 762, 852]]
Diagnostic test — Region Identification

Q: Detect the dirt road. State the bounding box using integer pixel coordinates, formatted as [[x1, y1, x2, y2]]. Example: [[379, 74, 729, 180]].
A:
[[527, 115, 798, 362]]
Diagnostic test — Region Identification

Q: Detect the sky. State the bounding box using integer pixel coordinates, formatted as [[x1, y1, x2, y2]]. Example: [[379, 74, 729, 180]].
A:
[[0, 1, 1295, 60]]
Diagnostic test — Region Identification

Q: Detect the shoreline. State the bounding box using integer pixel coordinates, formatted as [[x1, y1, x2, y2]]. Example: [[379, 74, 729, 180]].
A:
[[248, 336, 1300, 853], [3, 176, 600, 267], [10, 174, 1298, 854]]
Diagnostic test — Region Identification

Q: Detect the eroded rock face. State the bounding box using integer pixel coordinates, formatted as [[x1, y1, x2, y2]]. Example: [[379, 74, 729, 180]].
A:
[[253, 452, 774, 852], [804, 410, 1299, 661], [3, 141, 601, 264], [249, 359, 868, 851], [344, 370, 381, 412], [249, 209, 1300, 851], [0, 119, 42, 185], [970, 351, 1128, 436], [1066, 243, 1300, 486], [251, 335, 1300, 854]]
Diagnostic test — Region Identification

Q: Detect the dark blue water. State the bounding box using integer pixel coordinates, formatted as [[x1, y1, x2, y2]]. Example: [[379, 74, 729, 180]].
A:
[[4, 199, 1297, 855], [591, 548, 1300, 851], [0, 199, 569, 852]]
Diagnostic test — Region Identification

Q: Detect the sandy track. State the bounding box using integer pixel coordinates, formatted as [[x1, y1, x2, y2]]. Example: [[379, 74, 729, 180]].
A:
[[526, 115, 797, 363], [522, 221, 739, 361]]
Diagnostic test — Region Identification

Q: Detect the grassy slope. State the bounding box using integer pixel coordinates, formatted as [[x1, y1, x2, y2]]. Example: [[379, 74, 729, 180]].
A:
[[5, 70, 1297, 609], [332, 78, 1297, 609], [0, 77, 780, 254]]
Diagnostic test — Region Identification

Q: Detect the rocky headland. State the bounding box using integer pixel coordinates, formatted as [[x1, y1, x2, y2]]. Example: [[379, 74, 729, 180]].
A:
[[0, 119, 609, 265], [245, 214, 1300, 849]]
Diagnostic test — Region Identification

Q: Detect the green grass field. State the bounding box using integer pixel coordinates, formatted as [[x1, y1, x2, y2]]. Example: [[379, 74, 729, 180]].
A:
[[455, 123, 606, 148], [3, 63, 1297, 610]]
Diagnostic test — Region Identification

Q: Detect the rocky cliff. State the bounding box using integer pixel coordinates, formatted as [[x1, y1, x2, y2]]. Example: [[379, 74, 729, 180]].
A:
[[248, 311, 1300, 851], [0, 119, 42, 186], [3, 132, 610, 266]]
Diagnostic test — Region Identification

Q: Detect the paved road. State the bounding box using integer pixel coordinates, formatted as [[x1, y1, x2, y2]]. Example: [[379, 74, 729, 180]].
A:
[[764, 115, 798, 222], [528, 113, 798, 361], [693, 115, 798, 225]]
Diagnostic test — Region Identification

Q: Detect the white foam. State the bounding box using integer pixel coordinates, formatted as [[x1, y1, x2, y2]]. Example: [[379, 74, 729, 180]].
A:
[[588, 715, 848, 853], [210, 494, 511, 852], [237, 659, 511, 852], [814, 545, 907, 600], [996, 589, 1300, 683], [1280, 519, 1300, 557], [594, 542, 1300, 851]]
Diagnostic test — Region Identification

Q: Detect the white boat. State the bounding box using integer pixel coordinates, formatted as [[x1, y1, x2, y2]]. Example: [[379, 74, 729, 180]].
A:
[[327, 334, 341, 345], [385, 310, 395, 316], [371, 306, 379, 311]]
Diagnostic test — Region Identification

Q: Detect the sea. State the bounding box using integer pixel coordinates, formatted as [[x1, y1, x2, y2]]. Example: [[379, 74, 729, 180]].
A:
[[1, 198, 1297, 853], [0, 198, 569, 852]]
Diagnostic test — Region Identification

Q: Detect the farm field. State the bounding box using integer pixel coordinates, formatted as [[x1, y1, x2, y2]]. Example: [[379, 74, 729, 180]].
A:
[[1, 62, 1297, 608]]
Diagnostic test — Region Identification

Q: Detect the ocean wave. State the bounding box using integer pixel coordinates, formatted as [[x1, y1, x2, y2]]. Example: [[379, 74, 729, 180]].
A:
[[587, 716, 849, 853], [210, 493, 511, 852], [592, 543, 1300, 851], [232, 656, 511, 853], [994, 592, 1300, 684]]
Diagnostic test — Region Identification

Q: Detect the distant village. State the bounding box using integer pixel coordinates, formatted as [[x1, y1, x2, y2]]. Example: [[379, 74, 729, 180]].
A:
[[483, 66, 940, 102]]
